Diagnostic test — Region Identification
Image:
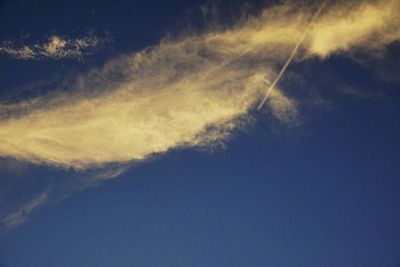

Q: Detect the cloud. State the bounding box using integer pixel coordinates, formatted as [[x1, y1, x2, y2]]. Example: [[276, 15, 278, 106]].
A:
[[0, 0, 398, 170], [338, 85, 385, 99], [2, 189, 49, 229], [0, 0, 398, 230], [307, 0, 400, 58], [0, 33, 111, 60], [0, 161, 131, 231]]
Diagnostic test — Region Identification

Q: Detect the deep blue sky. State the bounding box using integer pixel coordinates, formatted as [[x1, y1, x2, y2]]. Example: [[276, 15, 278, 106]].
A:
[[0, 0, 400, 266]]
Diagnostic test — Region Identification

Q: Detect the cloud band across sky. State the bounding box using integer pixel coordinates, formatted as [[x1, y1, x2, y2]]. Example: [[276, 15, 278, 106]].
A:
[[0, 0, 399, 170]]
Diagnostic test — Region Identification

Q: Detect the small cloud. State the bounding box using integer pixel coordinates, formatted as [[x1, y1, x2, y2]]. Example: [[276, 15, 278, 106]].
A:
[[338, 85, 385, 99], [0, 33, 112, 60], [268, 89, 298, 123], [2, 189, 49, 230]]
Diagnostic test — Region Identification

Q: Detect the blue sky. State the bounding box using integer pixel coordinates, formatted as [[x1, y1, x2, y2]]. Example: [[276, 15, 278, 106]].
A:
[[0, 0, 400, 266]]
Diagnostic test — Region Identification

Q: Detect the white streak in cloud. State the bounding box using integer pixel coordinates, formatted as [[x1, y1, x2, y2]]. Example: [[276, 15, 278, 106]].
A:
[[257, 0, 328, 110]]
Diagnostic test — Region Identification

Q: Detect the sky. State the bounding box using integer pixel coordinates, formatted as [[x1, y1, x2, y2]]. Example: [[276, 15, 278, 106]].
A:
[[0, 0, 399, 266]]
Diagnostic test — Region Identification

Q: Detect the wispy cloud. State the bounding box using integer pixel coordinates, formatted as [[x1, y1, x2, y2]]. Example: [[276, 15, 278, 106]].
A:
[[0, 0, 399, 229], [0, 162, 130, 231], [0, 0, 398, 170], [338, 85, 385, 99], [2, 189, 49, 229], [0, 33, 111, 60]]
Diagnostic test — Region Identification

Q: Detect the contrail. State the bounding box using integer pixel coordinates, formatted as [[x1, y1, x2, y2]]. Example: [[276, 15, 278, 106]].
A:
[[257, 0, 328, 110]]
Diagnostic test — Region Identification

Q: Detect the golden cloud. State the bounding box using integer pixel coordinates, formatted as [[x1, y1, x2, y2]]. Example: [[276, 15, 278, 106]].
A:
[[0, 33, 111, 60], [0, 0, 398, 169]]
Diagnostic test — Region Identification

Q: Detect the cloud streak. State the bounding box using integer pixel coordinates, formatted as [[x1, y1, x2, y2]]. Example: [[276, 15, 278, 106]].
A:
[[2, 189, 49, 229], [0, 34, 111, 60], [0, 0, 398, 171]]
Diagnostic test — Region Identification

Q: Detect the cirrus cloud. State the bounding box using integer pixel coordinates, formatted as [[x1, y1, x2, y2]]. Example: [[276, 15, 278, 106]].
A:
[[0, 33, 112, 60], [0, 0, 399, 229], [0, 0, 399, 170]]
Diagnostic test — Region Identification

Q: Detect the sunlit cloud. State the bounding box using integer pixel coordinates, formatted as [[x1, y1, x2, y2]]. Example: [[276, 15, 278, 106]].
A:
[[0, 1, 399, 229], [0, 33, 111, 60], [0, 0, 398, 170], [308, 0, 400, 58]]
